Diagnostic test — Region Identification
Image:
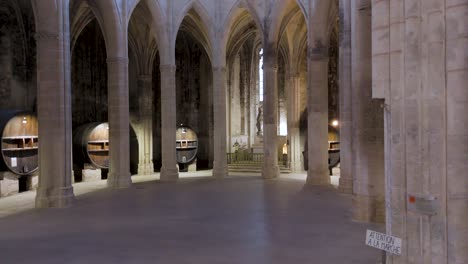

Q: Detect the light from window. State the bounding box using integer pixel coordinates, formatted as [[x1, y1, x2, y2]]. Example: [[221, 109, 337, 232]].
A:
[[279, 121, 288, 136], [259, 49, 263, 102]]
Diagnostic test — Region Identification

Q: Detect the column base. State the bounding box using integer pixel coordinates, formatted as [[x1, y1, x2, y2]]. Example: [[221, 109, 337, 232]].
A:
[[289, 161, 303, 173], [338, 178, 353, 194], [0, 172, 19, 197], [160, 166, 179, 182], [213, 159, 227, 179], [352, 194, 385, 223], [213, 166, 227, 179], [35, 185, 74, 208], [262, 164, 280, 179], [107, 172, 132, 189], [306, 169, 330, 185], [138, 163, 154, 176]]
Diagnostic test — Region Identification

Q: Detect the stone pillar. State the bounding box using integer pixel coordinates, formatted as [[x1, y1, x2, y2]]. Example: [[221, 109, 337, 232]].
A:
[[159, 64, 178, 181], [34, 0, 74, 208], [137, 75, 154, 175], [106, 57, 132, 188], [212, 67, 228, 178], [350, 0, 385, 223], [249, 57, 258, 148], [372, 0, 400, 256], [338, 0, 353, 194], [287, 75, 303, 172], [306, 48, 330, 185], [230, 55, 241, 139], [446, 2, 468, 263], [227, 74, 232, 154], [371, 0, 468, 262], [199, 57, 214, 169], [262, 47, 280, 179]]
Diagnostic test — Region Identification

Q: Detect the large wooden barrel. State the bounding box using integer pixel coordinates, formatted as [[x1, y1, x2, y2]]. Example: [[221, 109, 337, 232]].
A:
[[328, 148, 340, 175], [0, 111, 38, 176], [302, 125, 341, 172], [73, 122, 109, 169], [176, 125, 198, 165]]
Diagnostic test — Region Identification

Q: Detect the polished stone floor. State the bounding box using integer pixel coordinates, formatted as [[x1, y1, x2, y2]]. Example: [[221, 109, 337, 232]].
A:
[[0, 175, 382, 264]]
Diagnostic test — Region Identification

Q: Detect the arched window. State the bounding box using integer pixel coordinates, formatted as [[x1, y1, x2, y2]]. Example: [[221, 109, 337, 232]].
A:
[[258, 49, 264, 102]]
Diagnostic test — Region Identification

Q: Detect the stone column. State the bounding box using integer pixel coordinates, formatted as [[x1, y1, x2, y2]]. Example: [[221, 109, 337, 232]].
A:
[[350, 0, 385, 223], [230, 56, 241, 139], [306, 47, 330, 185], [137, 75, 154, 175], [34, 0, 74, 208], [227, 76, 232, 154], [212, 67, 228, 178], [107, 57, 132, 188], [287, 75, 303, 172], [199, 57, 214, 168], [371, 0, 467, 262], [446, 2, 468, 263], [262, 47, 280, 179], [249, 58, 258, 148], [338, 0, 353, 194], [372, 0, 399, 254], [159, 64, 179, 181]]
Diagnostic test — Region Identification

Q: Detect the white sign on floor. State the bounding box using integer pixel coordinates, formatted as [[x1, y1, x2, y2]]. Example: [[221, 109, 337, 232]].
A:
[[365, 230, 402, 255]]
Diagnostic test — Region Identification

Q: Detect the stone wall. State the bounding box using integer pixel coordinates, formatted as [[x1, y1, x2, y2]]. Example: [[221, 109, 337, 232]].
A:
[[150, 31, 212, 170], [278, 53, 287, 136], [71, 19, 108, 129], [328, 17, 340, 122], [72, 19, 139, 175], [372, 0, 468, 262], [228, 39, 256, 149], [152, 53, 162, 171], [0, 0, 36, 111]]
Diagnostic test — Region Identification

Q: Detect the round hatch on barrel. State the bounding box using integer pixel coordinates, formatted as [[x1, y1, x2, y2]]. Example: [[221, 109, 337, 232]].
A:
[[176, 125, 198, 165]]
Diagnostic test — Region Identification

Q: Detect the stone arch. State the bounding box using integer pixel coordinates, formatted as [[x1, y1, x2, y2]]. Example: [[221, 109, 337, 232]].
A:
[[281, 9, 308, 75], [70, 9, 96, 51], [294, 33, 308, 74], [71, 18, 108, 128], [126, 0, 142, 27], [0, 0, 28, 66], [267, 0, 308, 46], [128, 0, 159, 76], [307, 0, 335, 49], [223, 2, 263, 154], [0, 0, 36, 110], [85, 0, 128, 57], [31, 0, 58, 31], [144, 2, 169, 65], [132, 0, 168, 55], [222, 0, 264, 64], [223, 1, 263, 79], [174, 15, 214, 171], [127, 0, 161, 176], [294, 0, 309, 20], [70, 0, 109, 55], [326, 0, 339, 41], [278, 37, 290, 74], [173, 1, 214, 63]]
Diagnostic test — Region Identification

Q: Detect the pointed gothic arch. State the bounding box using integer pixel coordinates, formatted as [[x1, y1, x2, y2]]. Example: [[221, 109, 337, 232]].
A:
[[174, 1, 214, 63]]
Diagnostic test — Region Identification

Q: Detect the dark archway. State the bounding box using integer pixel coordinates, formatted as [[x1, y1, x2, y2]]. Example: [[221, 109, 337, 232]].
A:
[[174, 30, 213, 170], [71, 19, 108, 128], [0, 0, 36, 111]]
